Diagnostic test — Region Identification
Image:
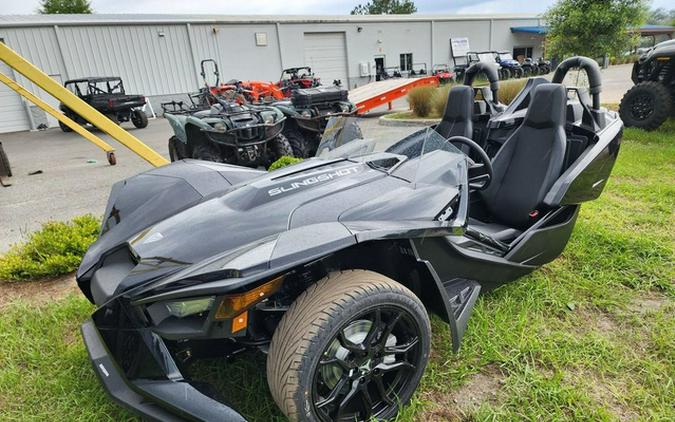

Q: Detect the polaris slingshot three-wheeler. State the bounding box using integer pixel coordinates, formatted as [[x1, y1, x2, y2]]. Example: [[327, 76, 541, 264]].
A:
[[77, 57, 622, 421]]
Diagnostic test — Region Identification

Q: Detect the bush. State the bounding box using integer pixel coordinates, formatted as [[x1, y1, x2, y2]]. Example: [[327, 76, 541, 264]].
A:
[[269, 156, 303, 171], [498, 78, 527, 105], [0, 215, 100, 282], [407, 86, 436, 117]]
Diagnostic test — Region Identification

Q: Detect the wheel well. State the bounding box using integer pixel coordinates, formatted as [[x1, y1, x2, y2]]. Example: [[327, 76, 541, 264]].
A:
[[278, 240, 449, 323], [184, 123, 209, 156]]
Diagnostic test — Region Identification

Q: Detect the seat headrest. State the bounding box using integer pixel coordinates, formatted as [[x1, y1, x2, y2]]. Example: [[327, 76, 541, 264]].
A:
[[524, 83, 567, 128], [443, 85, 473, 121]]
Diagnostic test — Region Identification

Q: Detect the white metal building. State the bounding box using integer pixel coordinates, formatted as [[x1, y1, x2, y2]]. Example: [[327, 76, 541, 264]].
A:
[[0, 13, 544, 133]]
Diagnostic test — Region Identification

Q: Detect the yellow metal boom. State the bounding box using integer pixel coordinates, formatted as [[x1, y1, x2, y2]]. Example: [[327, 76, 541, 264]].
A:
[[0, 42, 168, 167]]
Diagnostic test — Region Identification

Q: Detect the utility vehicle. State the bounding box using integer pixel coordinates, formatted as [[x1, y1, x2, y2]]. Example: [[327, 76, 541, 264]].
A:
[[277, 66, 321, 94], [273, 86, 356, 157], [59, 77, 148, 132], [431, 64, 456, 84], [163, 60, 291, 168], [619, 38, 675, 130], [493, 51, 523, 78], [78, 56, 622, 422]]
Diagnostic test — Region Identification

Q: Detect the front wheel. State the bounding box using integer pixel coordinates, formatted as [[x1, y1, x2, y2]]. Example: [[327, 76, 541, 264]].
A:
[[619, 82, 672, 131], [268, 133, 294, 166], [267, 270, 431, 422], [131, 109, 148, 128]]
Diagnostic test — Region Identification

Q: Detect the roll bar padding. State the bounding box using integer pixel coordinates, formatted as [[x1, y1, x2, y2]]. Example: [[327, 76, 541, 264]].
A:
[[463, 62, 499, 103], [552, 56, 602, 109]]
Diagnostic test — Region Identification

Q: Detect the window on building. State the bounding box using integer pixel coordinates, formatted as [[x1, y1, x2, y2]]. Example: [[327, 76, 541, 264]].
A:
[[400, 53, 413, 71], [513, 47, 533, 61]]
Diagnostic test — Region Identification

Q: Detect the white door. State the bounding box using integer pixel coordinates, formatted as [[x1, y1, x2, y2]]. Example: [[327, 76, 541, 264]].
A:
[[303, 32, 349, 86], [0, 61, 31, 133]]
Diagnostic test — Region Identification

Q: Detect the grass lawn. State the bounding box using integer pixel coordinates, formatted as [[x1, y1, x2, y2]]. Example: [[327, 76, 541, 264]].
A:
[[1, 121, 673, 421]]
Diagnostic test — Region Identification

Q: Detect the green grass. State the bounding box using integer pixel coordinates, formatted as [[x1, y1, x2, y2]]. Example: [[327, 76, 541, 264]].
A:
[[1, 122, 673, 420], [0, 215, 100, 282]]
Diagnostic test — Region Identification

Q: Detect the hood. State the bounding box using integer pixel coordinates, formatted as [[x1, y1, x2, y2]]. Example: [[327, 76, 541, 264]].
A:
[[78, 150, 466, 305]]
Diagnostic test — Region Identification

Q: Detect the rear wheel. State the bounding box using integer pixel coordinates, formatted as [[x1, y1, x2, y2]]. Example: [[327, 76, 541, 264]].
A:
[[513, 68, 523, 79], [499, 68, 511, 80], [619, 82, 672, 131], [131, 109, 149, 128], [168, 136, 187, 162], [267, 270, 431, 422]]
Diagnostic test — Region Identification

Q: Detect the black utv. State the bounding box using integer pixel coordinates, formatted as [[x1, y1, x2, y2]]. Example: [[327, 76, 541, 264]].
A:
[[60, 77, 148, 132], [273, 86, 356, 157], [619, 39, 675, 130], [76, 56, 623, 422]]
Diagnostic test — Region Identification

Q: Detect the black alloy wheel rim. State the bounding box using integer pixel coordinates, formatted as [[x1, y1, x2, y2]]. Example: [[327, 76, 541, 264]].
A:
[[311, 306, 423, 421], [631, 94, 654, 121]]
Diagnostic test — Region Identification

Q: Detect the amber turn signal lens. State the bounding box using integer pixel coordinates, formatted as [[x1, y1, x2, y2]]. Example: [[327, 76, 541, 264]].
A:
[[231, 311, 248, 333], [214, 275, 283, 320]]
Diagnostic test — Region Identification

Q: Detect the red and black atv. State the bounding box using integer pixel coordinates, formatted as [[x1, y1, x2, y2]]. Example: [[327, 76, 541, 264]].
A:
[[432, 64, 456, 84], [277, 66, 321, 96]]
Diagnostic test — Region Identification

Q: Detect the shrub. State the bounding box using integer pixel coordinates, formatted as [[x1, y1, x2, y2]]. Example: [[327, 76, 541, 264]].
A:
[[0, 215, 100, 282], [407, 86, 436, 117], [269, 156, 303, 171]]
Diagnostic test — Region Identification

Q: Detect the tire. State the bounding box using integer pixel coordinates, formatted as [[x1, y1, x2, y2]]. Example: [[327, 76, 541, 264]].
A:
[[619, 82, 672, 131], [267, 270, 431, 422], [499, 68, 511, 80], [513, 68, 523, 79], [59, 120, 73, 132], [0, 142, 11, 178], [283, 123, 308, 158], [191, 143, 222, 163], [131, 109, 148, 128], [268, 133, 294, 164], [168, 136, 188, 162]]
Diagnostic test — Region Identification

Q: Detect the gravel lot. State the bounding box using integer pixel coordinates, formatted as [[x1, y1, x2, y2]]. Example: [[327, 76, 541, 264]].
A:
[[0, 64, 632, 251]]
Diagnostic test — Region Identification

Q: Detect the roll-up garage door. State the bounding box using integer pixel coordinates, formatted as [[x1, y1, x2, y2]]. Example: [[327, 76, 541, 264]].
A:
[[0, 61, 30, 133], [303, 32, 349, 86]]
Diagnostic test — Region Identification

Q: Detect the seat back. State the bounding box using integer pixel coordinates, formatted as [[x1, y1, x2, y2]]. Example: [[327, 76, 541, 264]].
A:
[[435, 85, 473, 141], [480, 83, 567, 229]]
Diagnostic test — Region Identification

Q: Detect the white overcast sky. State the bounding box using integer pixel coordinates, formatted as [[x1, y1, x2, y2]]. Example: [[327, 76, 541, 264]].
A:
[[1, 0, 672, 15]]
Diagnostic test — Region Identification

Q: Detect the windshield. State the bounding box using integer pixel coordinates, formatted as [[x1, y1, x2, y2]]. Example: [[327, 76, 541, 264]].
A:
[[478, 52, 496, 63], [500, 53, 514, 60], [315, 117, 467, 187]]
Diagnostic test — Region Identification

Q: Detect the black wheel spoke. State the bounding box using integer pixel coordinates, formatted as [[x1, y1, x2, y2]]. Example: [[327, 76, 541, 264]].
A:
[[384, 337, 419, 354], [316, 376, 348, 409], [360, 385, 374, 419], [336, 380, 360, 419], [363, 309, 383, 349], [320, 356, 352, 371], [374, 375, 395, 405], [375, 360, 415, 373], [381, 311, 402, 344]]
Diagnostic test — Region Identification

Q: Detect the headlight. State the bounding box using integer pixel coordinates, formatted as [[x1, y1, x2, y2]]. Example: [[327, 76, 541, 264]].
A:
[[165, 296, 215, 318], [339, 103, 351, 112], [263, 113, 275, 124], [300, 109, 312, 118], [213, 122, 226, 132]]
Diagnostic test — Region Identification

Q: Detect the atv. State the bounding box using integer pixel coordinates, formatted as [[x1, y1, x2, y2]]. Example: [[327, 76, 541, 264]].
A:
[[619, 38, 675, 130], [163, 60, 291, 168], [76, 56, 622, 422], [59, 77, 148, 132], [494, 51, 524, 78], [272, 86, 356, 157], [277, 66, 321, 95], [520, 57, 539, 77], [432, 64, 456, 84]]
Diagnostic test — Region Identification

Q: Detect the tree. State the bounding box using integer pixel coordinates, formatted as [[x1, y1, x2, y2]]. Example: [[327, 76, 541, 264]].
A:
[[646, 7, 675, 25], [544, 0, 648, 59], [351, 0, 417, 15], [38, 0, 93, 14]]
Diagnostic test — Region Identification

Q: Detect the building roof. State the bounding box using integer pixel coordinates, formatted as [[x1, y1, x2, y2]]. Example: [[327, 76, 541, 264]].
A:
[[512, 24, 675, 36], [0, 13, 540, 27]]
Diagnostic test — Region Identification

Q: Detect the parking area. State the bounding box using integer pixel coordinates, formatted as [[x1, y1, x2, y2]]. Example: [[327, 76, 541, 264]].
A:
[[0, 64, 633, 252]]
